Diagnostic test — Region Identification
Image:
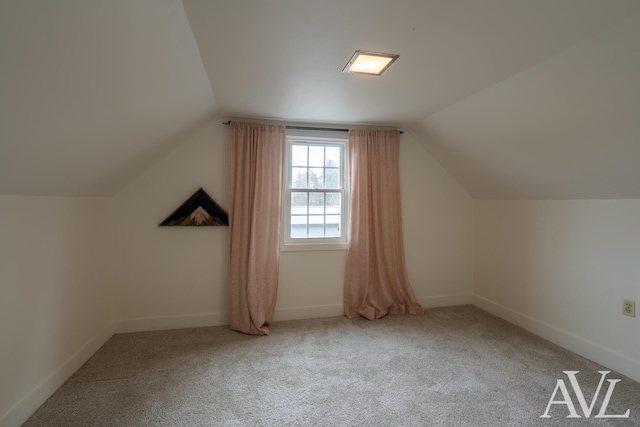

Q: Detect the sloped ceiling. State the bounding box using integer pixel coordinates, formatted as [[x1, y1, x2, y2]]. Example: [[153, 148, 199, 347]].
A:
[[0, 0, 216, 196], [412, 12, 640, 199], [2, 1, 640, 199]]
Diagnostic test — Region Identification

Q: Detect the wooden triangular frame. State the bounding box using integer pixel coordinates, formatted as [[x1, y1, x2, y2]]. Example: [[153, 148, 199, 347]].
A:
[[159, 188, 229, 227]]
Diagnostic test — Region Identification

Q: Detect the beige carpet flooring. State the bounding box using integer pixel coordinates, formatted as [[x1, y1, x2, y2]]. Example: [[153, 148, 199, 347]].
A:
[[23, 305, 640, 426]]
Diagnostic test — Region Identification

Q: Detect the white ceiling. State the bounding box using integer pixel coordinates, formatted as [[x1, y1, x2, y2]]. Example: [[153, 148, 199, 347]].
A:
[[0, 0, 216, 196], [412, 11, 640, 199], [2, 0, 640, 198]]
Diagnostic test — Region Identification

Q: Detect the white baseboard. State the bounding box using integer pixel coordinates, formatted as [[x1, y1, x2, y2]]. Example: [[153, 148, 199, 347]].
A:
[[473, 295, 640, 383], [273, 303, 344, 321], [272, 295, 474, 322], [0, 321, 115, 427], [113, 294, 473, 333], [114, 312, 230, 333], [419, 293, 473, 308], [113, 305, 344, 333]]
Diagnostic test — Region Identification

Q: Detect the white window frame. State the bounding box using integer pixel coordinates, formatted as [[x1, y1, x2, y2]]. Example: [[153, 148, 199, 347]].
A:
[[282, 130, 349, 252]]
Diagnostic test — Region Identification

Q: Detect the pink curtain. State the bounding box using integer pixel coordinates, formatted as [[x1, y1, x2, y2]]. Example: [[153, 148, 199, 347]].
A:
[[228, 122, 285, 335], [345, 129, 424, 320]]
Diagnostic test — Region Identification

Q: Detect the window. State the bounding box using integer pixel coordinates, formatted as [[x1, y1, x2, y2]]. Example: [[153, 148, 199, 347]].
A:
[[284, 132, 348, 249]]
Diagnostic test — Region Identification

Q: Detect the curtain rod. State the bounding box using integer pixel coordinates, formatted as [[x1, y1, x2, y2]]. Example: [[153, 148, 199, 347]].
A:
[[222, 121, 403, 134]]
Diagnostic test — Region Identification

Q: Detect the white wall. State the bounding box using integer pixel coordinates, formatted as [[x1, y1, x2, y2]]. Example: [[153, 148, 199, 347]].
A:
[[5, 117, 640, 424], [112, 120, 230, 331], [0, 119, 474, 426], [474, 199, 640, 381], [401, 130, 474, 305], [0, 196, 114, 426], [112, 119, 475, 331]]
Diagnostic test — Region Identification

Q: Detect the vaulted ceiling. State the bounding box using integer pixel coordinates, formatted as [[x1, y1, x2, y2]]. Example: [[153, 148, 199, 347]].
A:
[[0, 0, 216, 196], [2, 0, 639, 198]]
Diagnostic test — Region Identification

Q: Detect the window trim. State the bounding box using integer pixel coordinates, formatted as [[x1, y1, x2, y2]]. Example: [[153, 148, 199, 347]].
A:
[[282, 131, 349, 252]]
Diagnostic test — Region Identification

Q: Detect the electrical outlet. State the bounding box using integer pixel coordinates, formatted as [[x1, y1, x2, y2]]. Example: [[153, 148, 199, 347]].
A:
[[623, 299, 636, 317]]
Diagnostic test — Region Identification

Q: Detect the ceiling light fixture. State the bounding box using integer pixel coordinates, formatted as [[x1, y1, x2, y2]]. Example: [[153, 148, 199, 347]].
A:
[[342, 50, 399, 76]]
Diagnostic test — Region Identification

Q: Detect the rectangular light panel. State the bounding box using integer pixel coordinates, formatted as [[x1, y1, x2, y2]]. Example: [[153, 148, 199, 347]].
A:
[[343, 50, 399, 76]]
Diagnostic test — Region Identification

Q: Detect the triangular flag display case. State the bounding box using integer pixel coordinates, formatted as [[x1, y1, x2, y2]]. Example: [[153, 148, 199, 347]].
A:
[[159, 188, 229, 227]]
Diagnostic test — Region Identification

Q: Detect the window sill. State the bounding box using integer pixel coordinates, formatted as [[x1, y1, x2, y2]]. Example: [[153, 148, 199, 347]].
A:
[[281, 242, 348, 252]]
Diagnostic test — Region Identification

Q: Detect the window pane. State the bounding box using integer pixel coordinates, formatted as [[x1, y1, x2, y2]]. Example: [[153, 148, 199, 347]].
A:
[[325, 168, 340, 189], [325, 146, 340, 167], [308, 168, 324, 189], [326, 193, 341, 215], [291, 215, 307, 238], [292, 167, 308, 188], [326, 215, 341, 237], [291, 192, 308, 214], [285, 137, 347, 243], [309, 145, 324, 167], [309, 215, 324, 237], [292, 145, 307, 166], [309, 193, 324, 215]]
